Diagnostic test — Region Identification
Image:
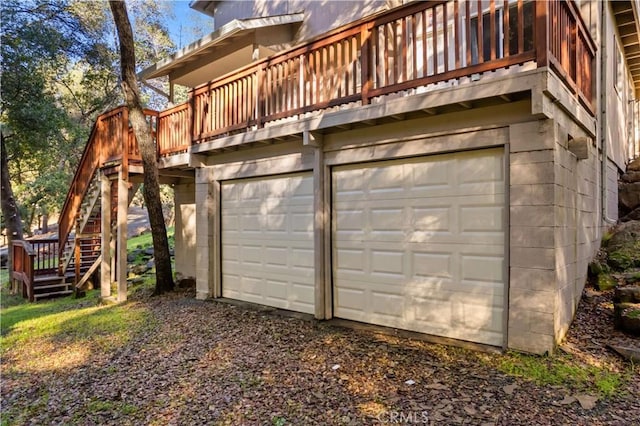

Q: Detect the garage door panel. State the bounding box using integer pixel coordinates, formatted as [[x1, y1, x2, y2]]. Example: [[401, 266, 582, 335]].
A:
[[461, 255, 505, 282], [333, 148, 505, 346], [222, 172, 315, 314], [370, 249, 405, 277], [413, 252, 454, 278]]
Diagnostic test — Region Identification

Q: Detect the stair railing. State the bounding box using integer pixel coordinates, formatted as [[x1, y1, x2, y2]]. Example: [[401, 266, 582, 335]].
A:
[[11, 240, 36, 302], [58, 107, 159, 276]]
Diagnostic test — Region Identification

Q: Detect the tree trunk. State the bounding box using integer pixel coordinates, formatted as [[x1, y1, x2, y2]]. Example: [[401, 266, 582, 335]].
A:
[[109, 1, 174, 294], [42, 212, 49, 233], [1, 131, 24, 292]]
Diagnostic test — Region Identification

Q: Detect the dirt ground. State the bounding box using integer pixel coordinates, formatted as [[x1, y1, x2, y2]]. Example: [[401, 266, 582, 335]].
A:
[[1, 284, 638, 425]]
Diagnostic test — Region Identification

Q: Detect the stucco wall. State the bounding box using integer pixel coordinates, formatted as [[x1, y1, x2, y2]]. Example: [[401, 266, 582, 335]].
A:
[[174, 183, 197, 281]]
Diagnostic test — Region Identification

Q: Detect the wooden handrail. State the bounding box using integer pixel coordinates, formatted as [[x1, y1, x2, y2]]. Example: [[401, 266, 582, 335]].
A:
[[154, 0, 596, 158]]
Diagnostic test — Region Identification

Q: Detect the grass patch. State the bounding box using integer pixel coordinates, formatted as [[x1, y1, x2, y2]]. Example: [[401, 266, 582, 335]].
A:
[[128, 226, 174, 250], [498, 352, 626, 398], [1, 288, 153, 358]]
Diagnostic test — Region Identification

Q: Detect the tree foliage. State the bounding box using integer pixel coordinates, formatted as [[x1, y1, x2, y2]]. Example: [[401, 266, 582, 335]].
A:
[[0, 0, 177, 236]]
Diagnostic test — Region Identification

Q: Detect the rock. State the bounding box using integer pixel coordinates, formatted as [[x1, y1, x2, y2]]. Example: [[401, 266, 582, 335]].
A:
[[556, 395, 576, 406], [619, 182, 640, 211], [608, 252, 637, 271], [605, 221, 640, 271], [607, 344, 640, 363], [614, 286, 640, 303], [127, 253, 138, 262], [144, 247, 155, 256], [131, 264, 150, 275], [620, 207, 640, 222], [614, 303, 640, 335], [596, 273, 617, 291], [627, 157, 640, 171], [589, 260, 610, 276], [621, 170, 640, 183], [606, 221, 640, 250], [574, 394, 598, 410], [176, 277, 196, 289], [502, 384, 517, 395], [622, 271, 640, 284]]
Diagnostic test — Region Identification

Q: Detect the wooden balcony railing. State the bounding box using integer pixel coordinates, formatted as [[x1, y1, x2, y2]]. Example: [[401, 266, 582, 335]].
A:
[[155, 0, 595, 157], [58, 107, 158, 272], [29, 238, 59, 276], [11, 240, 35, 302]]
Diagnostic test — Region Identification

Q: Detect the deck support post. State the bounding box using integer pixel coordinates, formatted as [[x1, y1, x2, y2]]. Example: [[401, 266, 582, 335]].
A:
[[195, 167, 215, 300], [309, 133, 328, 320], [100, 171, 112, 298], [116, 170, 128, 302]]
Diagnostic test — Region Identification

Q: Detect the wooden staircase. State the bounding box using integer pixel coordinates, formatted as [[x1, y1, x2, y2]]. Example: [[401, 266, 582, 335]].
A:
[[10, 107, 158, 301]]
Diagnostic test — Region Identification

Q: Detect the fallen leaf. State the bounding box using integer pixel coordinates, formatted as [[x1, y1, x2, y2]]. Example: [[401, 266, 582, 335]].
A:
[[557, 395, 576, 406], [503, 384, 517, 395], [426, 382, 449, 390], [574, 394, 598, 410], [463, 405, 477, 416]]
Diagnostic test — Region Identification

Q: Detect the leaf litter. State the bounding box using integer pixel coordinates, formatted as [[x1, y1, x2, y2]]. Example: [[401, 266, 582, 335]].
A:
[[1, 287, 638, 425]]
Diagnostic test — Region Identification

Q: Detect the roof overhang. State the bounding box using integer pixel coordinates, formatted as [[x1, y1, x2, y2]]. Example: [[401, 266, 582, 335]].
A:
[[139, 13, 304, 87], [612, 0, 640, 97], [189, 0, 217, 18]]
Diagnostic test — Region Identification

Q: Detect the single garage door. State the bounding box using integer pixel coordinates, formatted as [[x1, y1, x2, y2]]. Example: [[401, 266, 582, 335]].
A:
[[222, 172, 315, 314], [332, 148, 505, 346]]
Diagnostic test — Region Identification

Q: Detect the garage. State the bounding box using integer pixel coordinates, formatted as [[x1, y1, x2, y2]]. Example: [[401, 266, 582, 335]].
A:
[[221, 172, 315, 314], [332, 148, 506, 346]]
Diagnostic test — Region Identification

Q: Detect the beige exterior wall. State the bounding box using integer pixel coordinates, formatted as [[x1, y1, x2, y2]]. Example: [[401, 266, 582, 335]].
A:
[[605, 4, 634, 171], [552, 121, 601, 344], [211, 1, 391, 44], [174, 183, 197, 281]]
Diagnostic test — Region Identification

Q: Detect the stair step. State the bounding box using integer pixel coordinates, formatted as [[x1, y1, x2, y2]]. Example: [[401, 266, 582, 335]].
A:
[[34, 283, 72, 290], [34, 290, 74, 300]]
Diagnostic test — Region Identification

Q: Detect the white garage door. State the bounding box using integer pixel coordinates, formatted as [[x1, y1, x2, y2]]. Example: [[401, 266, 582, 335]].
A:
[[332, 148, 505, 346], [222, 172, 315, 314]]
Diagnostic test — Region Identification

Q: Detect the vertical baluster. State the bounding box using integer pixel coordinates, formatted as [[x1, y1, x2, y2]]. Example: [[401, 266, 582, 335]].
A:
[[465, 2, 471, 67], [432, 7, 438, 73], [384, 23, 390, 86], [490, 0, 496, 61], [503, 0, 510, 58], [423, 10, 428, 76], [444, 3, 449, 72], [454, 1, 460, 69], [401, 16, 408, 83], [477, 0, 484, 64], [517, 0, 524, 55], [411, 13, 417, 80]]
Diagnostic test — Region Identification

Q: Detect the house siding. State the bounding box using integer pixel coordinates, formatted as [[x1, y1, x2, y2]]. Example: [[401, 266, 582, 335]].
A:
[[160, 1, 639, 354]]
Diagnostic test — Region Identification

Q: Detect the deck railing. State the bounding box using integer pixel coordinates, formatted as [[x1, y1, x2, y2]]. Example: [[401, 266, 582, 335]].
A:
[[29, 238, 59, 276], [155, 0, 595, 156], [11, 240, 35, 302]]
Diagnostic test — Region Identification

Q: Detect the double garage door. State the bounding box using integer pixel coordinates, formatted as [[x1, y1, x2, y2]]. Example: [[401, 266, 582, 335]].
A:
[[221, 148, 505, 346]]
